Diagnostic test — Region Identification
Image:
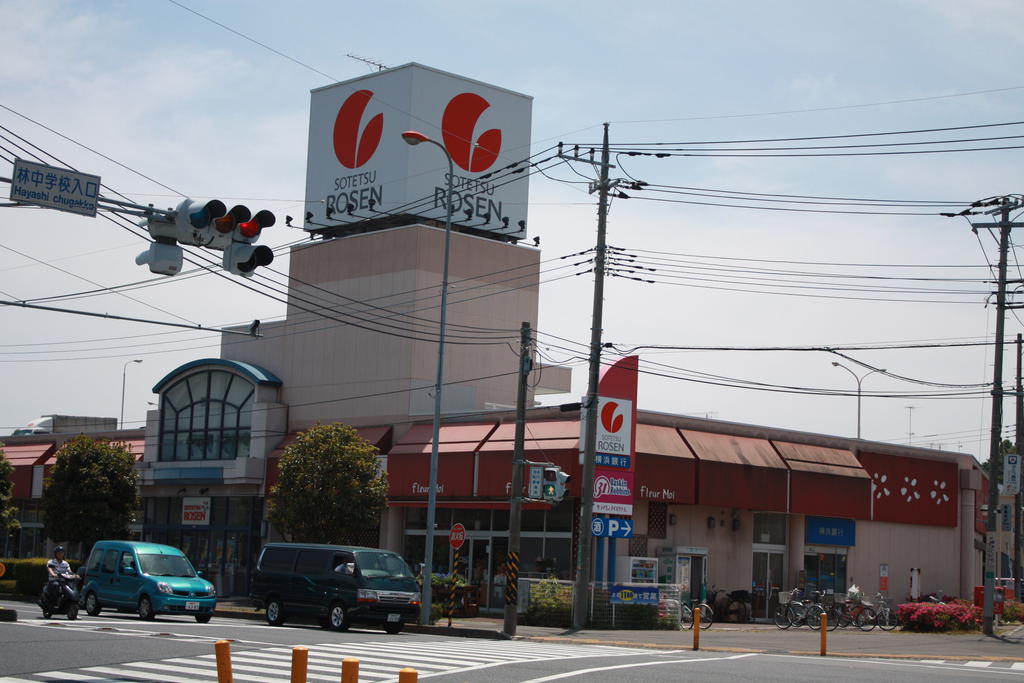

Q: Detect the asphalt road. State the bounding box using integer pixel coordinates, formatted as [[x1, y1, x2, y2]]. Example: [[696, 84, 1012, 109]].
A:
[[1, 599, 1023, 682]]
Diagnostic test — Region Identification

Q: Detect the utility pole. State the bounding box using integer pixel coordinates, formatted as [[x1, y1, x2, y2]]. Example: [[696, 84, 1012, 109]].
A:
[[1015, 333, 1022, 605], [571, 124, 613, 631], [503, 321, 532, 637], [978, 198, 1014, 636]]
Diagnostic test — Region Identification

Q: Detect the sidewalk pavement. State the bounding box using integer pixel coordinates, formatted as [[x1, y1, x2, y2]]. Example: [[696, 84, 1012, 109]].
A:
[[212, 597, 1024, 662]]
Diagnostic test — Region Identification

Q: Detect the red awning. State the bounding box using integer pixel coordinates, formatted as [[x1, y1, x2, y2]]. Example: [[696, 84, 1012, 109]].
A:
[[4, 442, 55, 466], [773, 441, 870, 519], [390, 422, 498, 455], [634, 425, 695, 503], [680, 430, 787, 511]]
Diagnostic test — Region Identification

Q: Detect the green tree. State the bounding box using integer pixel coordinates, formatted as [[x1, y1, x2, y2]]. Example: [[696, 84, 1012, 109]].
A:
[[42, 436, 139, 554], [268, 423, 388, 544], [0, 443, 18, 534]]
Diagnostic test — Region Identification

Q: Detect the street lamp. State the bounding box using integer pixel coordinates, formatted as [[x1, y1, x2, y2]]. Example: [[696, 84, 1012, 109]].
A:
[[831, 361, 885, 439], [120, 359, 143, 429], [401, 129, 454, 626]]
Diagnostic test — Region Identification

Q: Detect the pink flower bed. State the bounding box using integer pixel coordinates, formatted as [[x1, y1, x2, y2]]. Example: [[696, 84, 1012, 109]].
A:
[[896, 600, 981, 632]]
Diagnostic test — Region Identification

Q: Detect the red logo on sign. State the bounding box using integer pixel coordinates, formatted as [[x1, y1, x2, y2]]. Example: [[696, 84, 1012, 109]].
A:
[[449, 522, 467, 549], [601, 401, 624, 433], [441, 93, 501, 173], [333, 90, 383, 169]]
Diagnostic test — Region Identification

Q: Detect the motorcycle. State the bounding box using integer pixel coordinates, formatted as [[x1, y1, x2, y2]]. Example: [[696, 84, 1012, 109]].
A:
[[38, 572, 80, 620]]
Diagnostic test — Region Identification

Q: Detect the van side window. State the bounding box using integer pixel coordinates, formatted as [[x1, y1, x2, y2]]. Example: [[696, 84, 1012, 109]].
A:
[[101, 549, 118, 574], [260, 547, 297, 572], [295, 549, 329, 574], [118, 552, 136, 574], [88, 548, 104, 573], [332, 552, 355, 574]]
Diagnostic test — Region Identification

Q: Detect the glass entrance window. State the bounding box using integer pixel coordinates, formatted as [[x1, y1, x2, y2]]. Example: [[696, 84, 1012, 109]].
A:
[[804, 549, 848, 597], [752, 550, 784, 618], [159, 370, 254, 461]]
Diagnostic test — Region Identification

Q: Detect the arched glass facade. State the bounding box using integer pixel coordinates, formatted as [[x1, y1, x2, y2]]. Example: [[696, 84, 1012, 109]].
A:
[[159, 370, 254, 461]]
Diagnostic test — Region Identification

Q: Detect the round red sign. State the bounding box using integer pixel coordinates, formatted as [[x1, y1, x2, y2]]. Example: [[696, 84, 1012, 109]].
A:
[[449, 522, 467, 549]]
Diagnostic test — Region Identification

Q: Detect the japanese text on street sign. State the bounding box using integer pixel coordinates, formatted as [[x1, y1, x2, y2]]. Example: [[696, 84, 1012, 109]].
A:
[[591, 516, 634, 538], [10, 159, 100, 217], [449, 523, 466, 549], [1004, 453, 1020, 495], [528, 466, 543, 499]]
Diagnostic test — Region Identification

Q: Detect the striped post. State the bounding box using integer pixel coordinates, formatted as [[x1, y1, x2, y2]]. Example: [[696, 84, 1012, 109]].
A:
[[215, 640, 233, 683], [504, 551, 519, 605], [447, 549, 461, 627]]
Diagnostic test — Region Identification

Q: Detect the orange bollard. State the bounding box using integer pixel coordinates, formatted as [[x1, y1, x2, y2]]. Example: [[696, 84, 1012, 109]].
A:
[[215, 640, 233, 683], [341, 657, 359, 683], [692, 607, 701, 650], [398, 667, 418, 682], [291, 646, 308, 683], [820, 612, 827, 656]]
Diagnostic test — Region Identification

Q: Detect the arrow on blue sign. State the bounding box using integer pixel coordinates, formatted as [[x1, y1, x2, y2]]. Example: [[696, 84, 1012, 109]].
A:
[[591, 516, 633, 538]]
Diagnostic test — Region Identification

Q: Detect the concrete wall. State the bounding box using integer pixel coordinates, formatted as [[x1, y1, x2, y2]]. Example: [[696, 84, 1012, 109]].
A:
[[221, 223, 542, 430]]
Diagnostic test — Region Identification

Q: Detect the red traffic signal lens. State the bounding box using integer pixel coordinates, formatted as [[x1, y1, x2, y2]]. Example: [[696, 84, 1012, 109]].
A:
[[238, 209, 276, 238]]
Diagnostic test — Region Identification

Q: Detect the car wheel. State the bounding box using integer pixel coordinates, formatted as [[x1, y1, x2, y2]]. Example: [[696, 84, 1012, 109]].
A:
[[265, 597, 285, 626], [85, 592, 101, 616], [328, 602, 349, 631], [384, 621, 403, 635], [67, 603, 79, 621], [195, 614, 212, 624], [138, 596, 155, 621]]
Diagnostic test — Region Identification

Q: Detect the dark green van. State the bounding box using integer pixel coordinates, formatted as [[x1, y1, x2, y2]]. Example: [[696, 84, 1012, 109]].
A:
[[249, 543, 420, 633]]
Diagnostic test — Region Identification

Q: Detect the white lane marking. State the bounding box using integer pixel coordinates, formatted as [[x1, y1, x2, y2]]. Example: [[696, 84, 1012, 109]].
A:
[[922, 659, 946, 664], [766, 654, 1024, 677], [516, 653, 758, 682], [1012, 663, 1024, 670], [966, 661, 995, 668]]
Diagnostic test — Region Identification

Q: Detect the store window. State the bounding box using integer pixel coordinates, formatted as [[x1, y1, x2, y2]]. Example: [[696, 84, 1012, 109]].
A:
[[159, 370, 254, 461], [753, 513, 787, 545], [804, 548, 848, 597]]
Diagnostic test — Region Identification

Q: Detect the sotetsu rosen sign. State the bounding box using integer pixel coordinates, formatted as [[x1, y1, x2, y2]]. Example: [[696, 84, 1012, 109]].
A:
[[304, 63, 533, 239]]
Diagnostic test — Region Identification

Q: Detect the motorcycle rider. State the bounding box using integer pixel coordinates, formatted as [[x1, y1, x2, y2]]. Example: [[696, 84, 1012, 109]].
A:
[[45, 545, 72, 606]]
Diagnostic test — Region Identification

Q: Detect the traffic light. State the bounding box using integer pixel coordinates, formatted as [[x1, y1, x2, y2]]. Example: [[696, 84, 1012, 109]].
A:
[[542, 466, 571, 503], [135, 198, 275, 276]]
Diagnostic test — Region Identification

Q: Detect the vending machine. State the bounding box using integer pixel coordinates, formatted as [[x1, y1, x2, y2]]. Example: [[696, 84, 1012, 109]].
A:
[[616, 556, 658, 584]]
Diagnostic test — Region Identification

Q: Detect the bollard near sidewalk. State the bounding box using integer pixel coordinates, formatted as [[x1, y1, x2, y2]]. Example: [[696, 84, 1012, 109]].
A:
[[341, 657, 359, 683], [215, 640, 233, 683], [820, 611, 827, 656], [692, 607, 701, 650], [291, 646, 308, 683], [398, 667, 418, 682]]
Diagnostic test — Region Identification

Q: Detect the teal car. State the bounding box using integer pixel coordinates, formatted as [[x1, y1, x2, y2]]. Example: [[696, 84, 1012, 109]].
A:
[[80, 541, 216, 622]]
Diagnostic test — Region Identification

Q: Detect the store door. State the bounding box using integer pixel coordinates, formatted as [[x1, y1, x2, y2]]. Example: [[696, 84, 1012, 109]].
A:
[[752, 550, 784, 619], [487, 537, 509, 610]]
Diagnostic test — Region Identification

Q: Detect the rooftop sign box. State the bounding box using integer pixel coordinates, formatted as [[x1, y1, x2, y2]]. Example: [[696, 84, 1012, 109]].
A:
[[304, 63, 533, 240]]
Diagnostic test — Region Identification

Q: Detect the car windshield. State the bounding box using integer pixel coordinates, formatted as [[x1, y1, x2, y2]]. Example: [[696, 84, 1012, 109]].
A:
[[354, 550, 415, 585], [138, 553, 197, 578]]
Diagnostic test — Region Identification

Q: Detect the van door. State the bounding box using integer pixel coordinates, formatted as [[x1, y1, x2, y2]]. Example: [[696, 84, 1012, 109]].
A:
[[291, 549, 330, 615], [96, 549, 122, 606], [113, 550, 144, 607], [330, 551, 356, 606]]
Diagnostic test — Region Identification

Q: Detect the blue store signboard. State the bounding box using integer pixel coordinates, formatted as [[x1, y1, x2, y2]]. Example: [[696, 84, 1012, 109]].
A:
[[609, 585, 660, 605], [805, 516, 856, 546]]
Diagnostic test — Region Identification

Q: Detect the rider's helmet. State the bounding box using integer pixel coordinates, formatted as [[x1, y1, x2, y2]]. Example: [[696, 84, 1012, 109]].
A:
[[53, 545, 64, 556]]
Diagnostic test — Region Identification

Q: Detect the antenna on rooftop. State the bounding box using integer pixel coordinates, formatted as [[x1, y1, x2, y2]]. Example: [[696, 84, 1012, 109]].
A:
[[346, 54, 389, 72]]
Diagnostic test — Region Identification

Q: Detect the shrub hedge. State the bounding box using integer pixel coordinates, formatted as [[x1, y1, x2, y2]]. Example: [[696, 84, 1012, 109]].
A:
[[0, 557, 79, 596], [896, 600, 980, 631]]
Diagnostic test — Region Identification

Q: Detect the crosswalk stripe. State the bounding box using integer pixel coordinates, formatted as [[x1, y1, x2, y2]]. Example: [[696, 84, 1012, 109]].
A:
[[920, 659, 946, 664], [34, 672, 120, 681], [1011, 663, 1024, 670], [230, 652, 398, 674], [80, 666, 211, 683], [965, 661, 994, 668]]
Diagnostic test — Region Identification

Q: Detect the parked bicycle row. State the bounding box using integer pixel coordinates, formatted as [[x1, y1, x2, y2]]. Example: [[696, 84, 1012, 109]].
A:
[[774, 587, 898, 631]]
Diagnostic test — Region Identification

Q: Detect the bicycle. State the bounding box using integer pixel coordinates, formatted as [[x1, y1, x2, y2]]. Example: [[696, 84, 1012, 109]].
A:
[[873, 592, 899, 631], [680, 599, 714, 630], [774, 588, 809, 629], [837, 598, 876, 631]]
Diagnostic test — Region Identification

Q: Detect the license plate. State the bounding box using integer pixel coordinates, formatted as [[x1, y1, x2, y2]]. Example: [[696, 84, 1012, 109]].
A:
[[387, 613, 400, 623], [185, 601, 200, 611]]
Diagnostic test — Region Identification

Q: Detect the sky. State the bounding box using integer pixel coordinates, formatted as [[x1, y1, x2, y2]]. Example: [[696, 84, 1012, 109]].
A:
[[1, 0, 1023, 461]]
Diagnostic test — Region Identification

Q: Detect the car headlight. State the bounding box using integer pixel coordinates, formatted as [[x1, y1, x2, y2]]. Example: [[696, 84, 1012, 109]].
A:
[[157, 582, 173, 594], [205, 583, 216, 597], [357, 589, 379, 603]]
